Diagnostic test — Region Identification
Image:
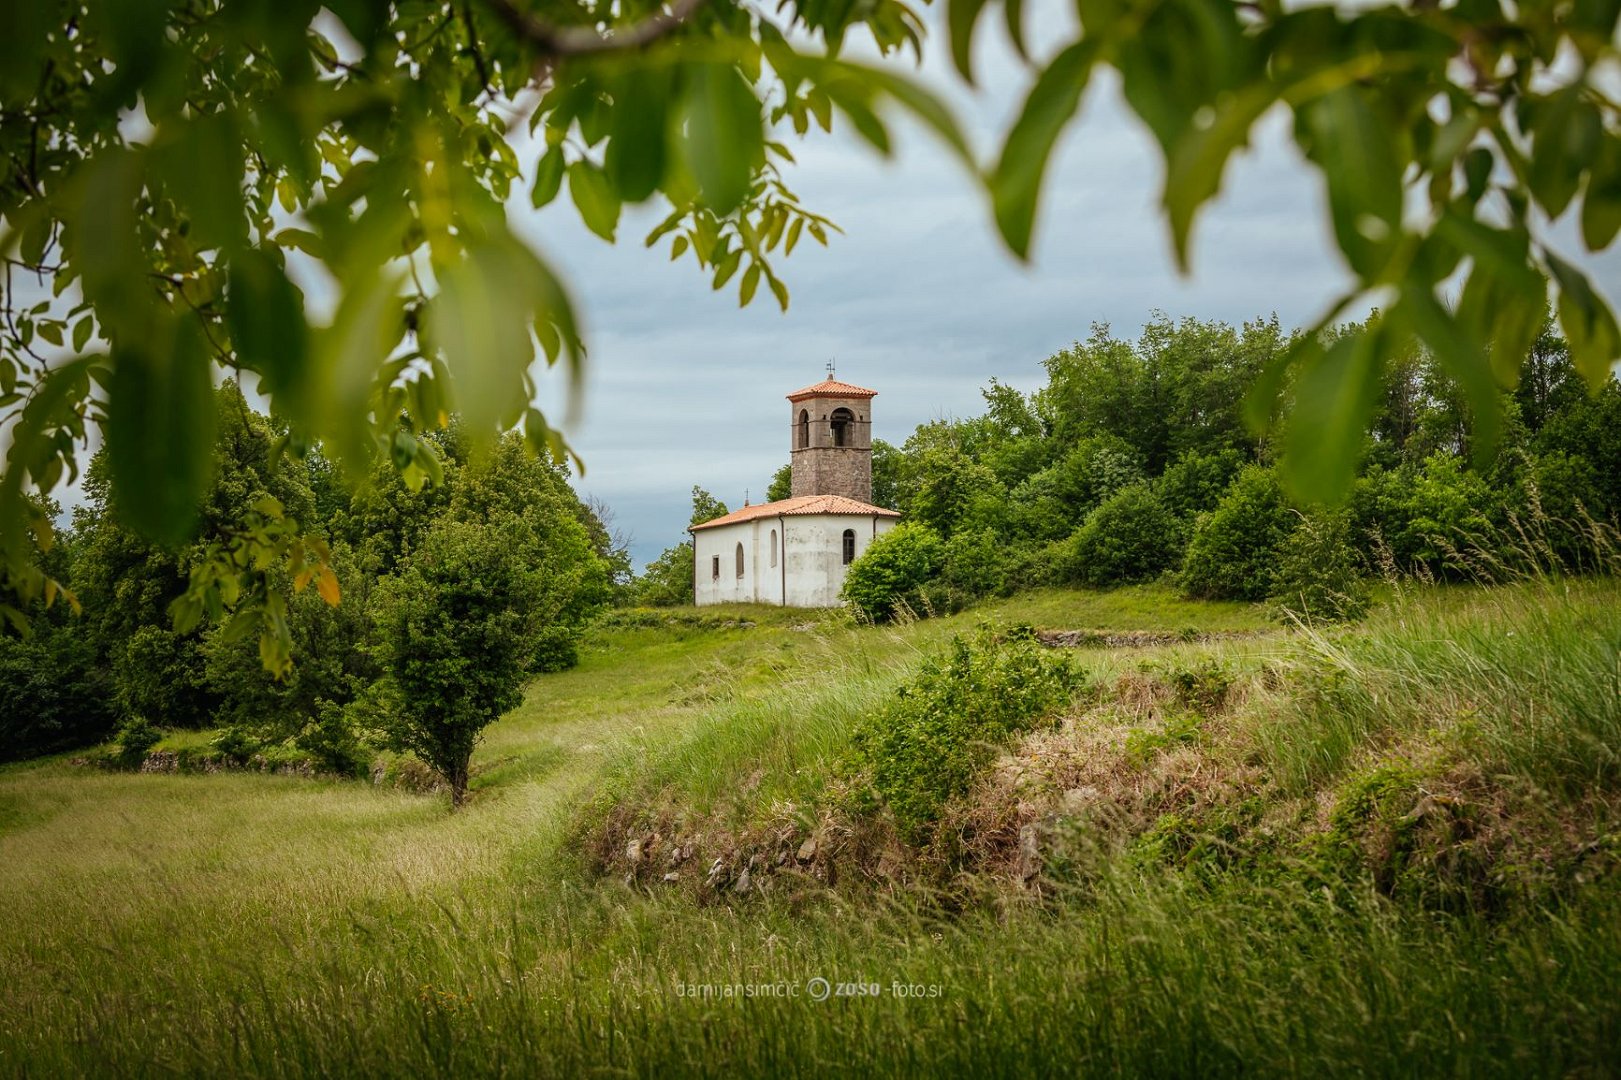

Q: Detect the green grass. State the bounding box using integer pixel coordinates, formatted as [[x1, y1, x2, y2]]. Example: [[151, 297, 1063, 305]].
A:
[[2, 581, 1619, 1076]]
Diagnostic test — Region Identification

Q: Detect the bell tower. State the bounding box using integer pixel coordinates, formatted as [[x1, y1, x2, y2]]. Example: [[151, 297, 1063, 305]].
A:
[[787, 368, 876, 502]]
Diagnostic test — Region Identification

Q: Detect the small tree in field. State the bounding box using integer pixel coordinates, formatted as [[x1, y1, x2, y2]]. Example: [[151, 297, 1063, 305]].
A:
[[373, 516, 550, 808]]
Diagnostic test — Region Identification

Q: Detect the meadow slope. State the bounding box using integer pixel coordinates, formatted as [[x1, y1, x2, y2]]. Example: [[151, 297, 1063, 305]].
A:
[[2, 582, 1618, 1077]]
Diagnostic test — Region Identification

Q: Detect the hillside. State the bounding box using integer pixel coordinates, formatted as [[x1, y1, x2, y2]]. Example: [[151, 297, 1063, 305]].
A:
[[2, 580, 1619, 1076]]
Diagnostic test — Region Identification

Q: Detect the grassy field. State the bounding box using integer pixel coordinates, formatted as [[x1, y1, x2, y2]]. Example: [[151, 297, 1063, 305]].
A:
[[2, 582, 1618, 1076]]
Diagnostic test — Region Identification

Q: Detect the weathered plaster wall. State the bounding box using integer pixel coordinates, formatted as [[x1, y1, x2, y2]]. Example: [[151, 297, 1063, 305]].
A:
[[693, 514, 897, 607]]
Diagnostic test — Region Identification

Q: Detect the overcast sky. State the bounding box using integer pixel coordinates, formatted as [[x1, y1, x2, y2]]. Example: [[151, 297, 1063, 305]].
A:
[[511, 13, 1621, 566]]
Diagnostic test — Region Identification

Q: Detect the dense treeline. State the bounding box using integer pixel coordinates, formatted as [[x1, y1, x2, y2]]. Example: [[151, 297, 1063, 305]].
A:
[[0, 383, 626, 774], [834, 313, 1620, 621]]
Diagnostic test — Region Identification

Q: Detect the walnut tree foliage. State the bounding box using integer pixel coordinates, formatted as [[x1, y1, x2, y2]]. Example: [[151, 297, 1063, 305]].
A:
[[2, 0, 1619, 668]]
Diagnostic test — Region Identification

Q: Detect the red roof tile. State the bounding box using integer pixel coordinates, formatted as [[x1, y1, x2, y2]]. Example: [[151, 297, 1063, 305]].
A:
[[785, 379, 878, 401], [689, 495, 901, 531]]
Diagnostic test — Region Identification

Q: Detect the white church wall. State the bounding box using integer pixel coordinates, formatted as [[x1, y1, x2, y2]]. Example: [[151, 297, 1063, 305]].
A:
[[693, 519, 783, 607], [693, 513, 896, 608]]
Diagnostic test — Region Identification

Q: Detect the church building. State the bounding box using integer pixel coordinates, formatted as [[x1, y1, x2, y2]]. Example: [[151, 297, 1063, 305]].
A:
[[691, 377, 900, 607]]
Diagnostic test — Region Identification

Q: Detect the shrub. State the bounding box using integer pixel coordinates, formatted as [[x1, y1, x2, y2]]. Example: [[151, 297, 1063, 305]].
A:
[[115, 716, 160, 768], [116, 625, 216, 728], [940, 527, 1011, 601], [1268, 510, 1370, 622], [1181, 466, 1297, 601], [841, 522, 946, 621], [852, 627, 1079, 840], [1352, 455, 1498, 577], [295, 701, 373, 778], [1063, 482, 1181, 586], [210, 726, 258, 764]]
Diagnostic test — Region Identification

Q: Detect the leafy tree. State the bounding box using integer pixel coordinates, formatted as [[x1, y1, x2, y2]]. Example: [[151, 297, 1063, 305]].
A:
[[901, 447, 1007, 539], [372, 515, 558, 807], [1009, 434, 1143, 541], [1156, 448, 1247, 523], [1063, 482, 1181, 587], [765, 462, 793, 502], [871, 439, 904, 510], [840, 522, 946, 621], [1181, 466, 1298, 602]]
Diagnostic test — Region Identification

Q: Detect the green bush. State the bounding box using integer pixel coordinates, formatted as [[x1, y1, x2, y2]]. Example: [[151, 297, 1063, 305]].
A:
[[841, 522, 947, 621], [852, 627, 1079, 840], [295, 701, 373, 778], [940, 527, 1011, 601], [1181, 466, 1297, 601], [1352, 455, 1498, 576], [1063, 482, 1181, 586], [115, 716, 160, 768], [1268, 510, 1370, 622]]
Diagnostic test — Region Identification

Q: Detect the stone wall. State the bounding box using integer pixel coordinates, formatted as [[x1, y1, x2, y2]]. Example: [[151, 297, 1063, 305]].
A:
[[789, 447, 872, 502]]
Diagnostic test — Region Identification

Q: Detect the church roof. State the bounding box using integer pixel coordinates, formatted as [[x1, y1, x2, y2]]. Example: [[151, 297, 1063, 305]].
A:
[[689, 494, 901, 531], [785, 379, 878, 401]]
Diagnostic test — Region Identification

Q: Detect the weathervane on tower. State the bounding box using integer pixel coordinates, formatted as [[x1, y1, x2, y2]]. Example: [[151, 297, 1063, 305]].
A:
[[826, 359, 836, 380]]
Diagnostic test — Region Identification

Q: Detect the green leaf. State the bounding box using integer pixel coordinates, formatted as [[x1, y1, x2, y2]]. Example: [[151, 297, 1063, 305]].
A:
[[153, 112, 246, 252], [427, 234, 582, 441], [1580, 133, 1621, 252], [1396, 281, 1500, 462], [72, 317, 94, 352], [315, 270, 406, 476], [1547, 252, 1621, 390], [680, 64, 765, 215], [1164, 83, 1277, 272], [948, 0, 990, 83], [1300, 87, 1403, 281], [739, 262, 761, 306], [846, 62, 975, 168], [531, 146, 565, 209], [1280, 327, 1382, 503], [605, 68, 670, 203], [37, 322, 63, 348], [106, 318, 218, 546], [1528, 89, 1600, 221], [1436, 211, 1544, 385], [1004, 0, 1028, 59], [992, 41, 1096, 260], [0, 1, 49, 108], [228, 249, 313, 427], [567, 160, 621, 242]]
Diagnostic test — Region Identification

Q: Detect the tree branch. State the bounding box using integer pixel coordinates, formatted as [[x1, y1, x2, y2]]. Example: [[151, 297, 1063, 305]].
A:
[[480, 0, 708, 58]]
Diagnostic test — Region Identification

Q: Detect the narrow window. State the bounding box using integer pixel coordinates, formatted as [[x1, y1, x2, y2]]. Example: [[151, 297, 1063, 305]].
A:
[[770, 529, 778, 567], [711, 555, 720, 581], [830, 407, 854, 447], [797, 409, 809, 449], [842, 529, 856, 565], [735, 542, 745, 578]]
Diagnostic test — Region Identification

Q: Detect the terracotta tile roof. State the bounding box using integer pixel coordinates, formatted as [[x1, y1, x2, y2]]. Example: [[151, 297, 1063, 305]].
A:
[[689, 495, 901, 531], [785, 379, 878, 401]]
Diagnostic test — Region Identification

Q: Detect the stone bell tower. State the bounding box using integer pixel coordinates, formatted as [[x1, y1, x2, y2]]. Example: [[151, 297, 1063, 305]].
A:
[[787, 369, 875, 502]]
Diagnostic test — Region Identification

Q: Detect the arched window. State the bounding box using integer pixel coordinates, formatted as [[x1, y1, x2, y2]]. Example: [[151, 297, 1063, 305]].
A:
[[830, 407, 855, 447], [797, 409, 809, 449], [770, 529, 778, 567], [841, 529, 856, 565], [735, 542, 745, 578]]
